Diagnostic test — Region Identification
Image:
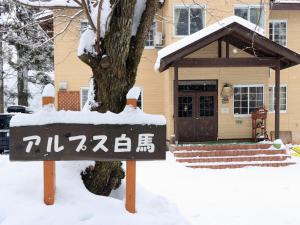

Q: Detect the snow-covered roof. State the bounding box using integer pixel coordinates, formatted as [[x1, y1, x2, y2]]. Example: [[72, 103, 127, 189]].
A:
[[155, 16, 264, 71], [273, 0, 300, 3]]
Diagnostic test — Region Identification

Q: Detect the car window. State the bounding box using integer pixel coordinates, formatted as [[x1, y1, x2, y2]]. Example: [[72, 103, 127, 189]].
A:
[[0, 115, 13, 130]]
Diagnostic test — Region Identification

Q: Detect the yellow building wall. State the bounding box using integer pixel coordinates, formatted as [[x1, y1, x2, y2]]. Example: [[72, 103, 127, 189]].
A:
[[54, 1, 300, 143]]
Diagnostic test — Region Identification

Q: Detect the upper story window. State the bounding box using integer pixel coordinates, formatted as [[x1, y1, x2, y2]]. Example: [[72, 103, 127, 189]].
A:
[[174, 5, 205, 36], [269, 20, 287, 47], [80, 19, 89, 34], [234, 85, 264, 115], [145, 22, 156, 48], [234, 5, 265, 29]]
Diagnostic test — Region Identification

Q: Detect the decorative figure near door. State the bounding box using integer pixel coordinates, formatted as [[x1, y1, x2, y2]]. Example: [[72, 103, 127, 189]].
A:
[[251, 107, 269, 142], [221, 83, 233, 104]]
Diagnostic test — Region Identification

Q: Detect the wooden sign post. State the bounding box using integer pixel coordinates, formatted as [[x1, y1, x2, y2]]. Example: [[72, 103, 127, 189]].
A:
[[9, 87, 166, 212], [42, 88, 56, 205], [126, 98, 137, 213]]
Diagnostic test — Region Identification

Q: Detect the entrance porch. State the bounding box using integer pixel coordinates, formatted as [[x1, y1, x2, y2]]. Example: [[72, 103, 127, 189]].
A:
[[156, 16, 300, 143]]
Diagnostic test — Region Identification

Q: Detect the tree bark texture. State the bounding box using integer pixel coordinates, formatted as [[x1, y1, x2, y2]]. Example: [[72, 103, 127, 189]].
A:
[[80, 0, 162, 196], [17, 67, 29, 106]]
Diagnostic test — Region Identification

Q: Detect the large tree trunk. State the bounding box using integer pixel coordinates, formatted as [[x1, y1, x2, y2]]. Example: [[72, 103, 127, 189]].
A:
[[17, 67, 29, 106], [81, 0, 161, 196], [0, 37, 4, 113]]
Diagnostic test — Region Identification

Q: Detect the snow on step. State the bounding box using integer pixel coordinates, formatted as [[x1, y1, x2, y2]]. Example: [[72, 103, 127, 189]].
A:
[[176, 155, 291, 163], [171, 143, 295, 169], [173, 149, 288, 157]]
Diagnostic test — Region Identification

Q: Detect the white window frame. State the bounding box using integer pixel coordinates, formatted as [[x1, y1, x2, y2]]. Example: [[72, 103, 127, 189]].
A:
[[144, 21, 156, 49], [135, 86, 144, 111], [233, 84, 264, 117], [269, 20, 288, 47], [80, 87, 89, 109], [234, 4, 266, 31], [80, 19, 89, 34], [268, 84, 288, 113], [173, 4, 206, 37]]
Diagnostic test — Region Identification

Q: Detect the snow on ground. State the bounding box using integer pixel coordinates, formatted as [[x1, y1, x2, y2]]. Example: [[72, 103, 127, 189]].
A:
[[137, 152, 300, 225], [0, 155, 188, 225], [1, 151, 300, 225]]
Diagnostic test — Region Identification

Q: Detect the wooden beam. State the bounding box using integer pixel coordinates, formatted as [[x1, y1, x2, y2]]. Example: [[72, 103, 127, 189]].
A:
[[275, 67, 280, 139], [226, 40, 229, 58], [174, 65, 179, 144], [218, 40, 222, 58], [175, 58, 280, 68]]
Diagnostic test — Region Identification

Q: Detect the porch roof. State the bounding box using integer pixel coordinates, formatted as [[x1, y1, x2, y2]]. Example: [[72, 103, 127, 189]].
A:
[[156, 16, 300, 72]]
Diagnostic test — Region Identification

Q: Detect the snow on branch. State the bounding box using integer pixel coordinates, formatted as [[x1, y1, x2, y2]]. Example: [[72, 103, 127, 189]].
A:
[[14, 0, 82, 8]]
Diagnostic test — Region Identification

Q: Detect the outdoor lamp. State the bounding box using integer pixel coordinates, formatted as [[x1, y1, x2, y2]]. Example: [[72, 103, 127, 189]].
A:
[[221, 83, 233, 103]]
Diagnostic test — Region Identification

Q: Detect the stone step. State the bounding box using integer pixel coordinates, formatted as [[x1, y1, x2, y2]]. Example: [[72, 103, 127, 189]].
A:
[[171, 144, 272, 152], [186, 161, 296, 169], [173, 149, 288, 158], [176, 155, 291, 163]]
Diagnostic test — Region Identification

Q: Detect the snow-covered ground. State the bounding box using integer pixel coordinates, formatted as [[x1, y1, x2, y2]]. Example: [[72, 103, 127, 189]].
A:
[[0, 155, 188, 225], [0, 152, 299, 225], [137, 153, 300, 225]]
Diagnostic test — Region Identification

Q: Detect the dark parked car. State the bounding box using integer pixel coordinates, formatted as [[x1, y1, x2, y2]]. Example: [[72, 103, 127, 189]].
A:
[[0, 106, 32, 154]]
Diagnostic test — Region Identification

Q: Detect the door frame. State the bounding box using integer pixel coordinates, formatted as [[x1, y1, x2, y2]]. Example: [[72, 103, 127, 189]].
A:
[[174, 79, 218, 143]]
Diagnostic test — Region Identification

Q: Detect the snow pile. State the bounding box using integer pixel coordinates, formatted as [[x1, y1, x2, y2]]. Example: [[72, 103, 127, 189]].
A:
[[42, 84, 55, 97], [0, 156, 188, 225], [10, 105, 166, 127], [78, 29, 97, 56], [155, 16, 265, 71], [137, 152, 300, 225], [15, 0, 81, 8]]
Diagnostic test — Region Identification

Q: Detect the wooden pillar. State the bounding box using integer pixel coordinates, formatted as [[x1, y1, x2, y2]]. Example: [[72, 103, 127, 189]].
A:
[[174, 65, 179, 144], [126, 98, 137, 213], [226, 40, 229, 58], [218, 40, 222, 58], [275, 67, 280, 139], [42, 95, 56, 205]]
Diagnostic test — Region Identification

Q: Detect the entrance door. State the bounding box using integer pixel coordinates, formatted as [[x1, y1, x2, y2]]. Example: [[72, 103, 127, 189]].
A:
[[177, 80, 218, 142]]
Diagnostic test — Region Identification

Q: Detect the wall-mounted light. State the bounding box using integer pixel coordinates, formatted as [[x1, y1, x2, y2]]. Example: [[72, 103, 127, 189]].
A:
[[59, 81, 68, 91], [221, 83, 233, 104]]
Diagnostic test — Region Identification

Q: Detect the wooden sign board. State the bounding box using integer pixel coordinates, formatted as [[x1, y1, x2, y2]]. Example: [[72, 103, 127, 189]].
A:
[[10, 124, 166, 161]]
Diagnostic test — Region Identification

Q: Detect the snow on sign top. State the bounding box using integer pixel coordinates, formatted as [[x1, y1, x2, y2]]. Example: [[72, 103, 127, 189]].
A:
[[10, 105, 166, 127], [127, 87, 141, 100], [155, 16, 264, 71], [42, 84, 55, 97]]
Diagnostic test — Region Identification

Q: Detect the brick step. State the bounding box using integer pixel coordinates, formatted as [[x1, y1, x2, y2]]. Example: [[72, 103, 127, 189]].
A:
[[186, 161, 296, 169], [173, 149, 287, 158], [171, 144, 272, 152], [176, 155, 291, 163]]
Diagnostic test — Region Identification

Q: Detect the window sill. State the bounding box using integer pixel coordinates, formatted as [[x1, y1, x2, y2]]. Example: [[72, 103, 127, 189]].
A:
[[268, 110, 287, 114], [233, 114, 252, 118], [144, 46, 155, 50]]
